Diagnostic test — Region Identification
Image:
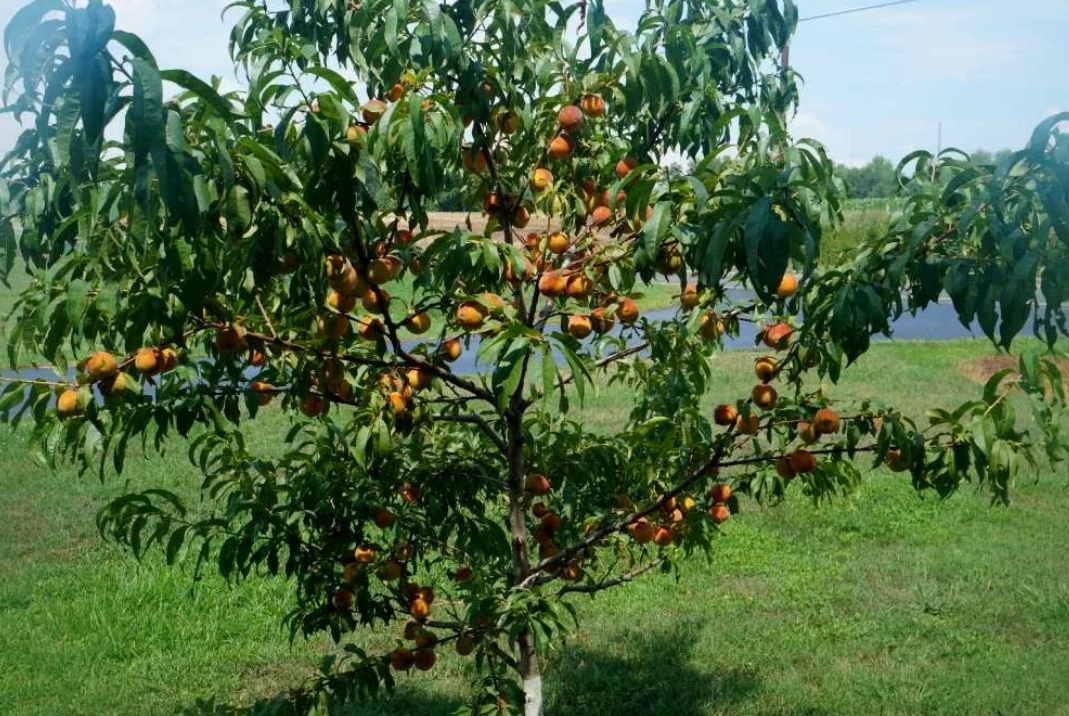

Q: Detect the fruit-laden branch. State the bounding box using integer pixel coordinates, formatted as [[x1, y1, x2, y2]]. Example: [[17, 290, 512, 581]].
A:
[[556, 557, 665, 596], [196, 319, 395, 370], [521, 438, 906, 586], [432, 412, 509, 455], [340, 207, 498, 405], [518, 432, 736, 587]]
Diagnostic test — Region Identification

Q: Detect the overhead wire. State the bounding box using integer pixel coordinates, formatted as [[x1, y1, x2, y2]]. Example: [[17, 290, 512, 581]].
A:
[[799, 0, 929, 23]]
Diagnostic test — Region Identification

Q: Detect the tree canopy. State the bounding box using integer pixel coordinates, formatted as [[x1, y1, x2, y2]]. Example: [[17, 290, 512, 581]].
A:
[[1, 0, 1068, 713]]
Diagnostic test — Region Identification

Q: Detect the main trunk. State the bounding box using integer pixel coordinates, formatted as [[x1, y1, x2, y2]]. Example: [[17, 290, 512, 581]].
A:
[[519, 630, 543, 716], [506, 410, 544, 716]]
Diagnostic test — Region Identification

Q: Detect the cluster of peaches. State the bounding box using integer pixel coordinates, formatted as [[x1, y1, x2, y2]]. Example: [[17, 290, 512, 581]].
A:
[[54, 346, 180, 418], [326, 501, 481, 673]]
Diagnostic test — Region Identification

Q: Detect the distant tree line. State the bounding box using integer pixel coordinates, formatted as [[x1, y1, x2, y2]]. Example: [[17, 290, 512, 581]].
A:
[[836, 149, 1014, 199]]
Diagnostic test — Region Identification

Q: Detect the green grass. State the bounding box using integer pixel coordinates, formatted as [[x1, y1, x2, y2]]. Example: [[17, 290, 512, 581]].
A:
[[2, 338, 1069, 714]]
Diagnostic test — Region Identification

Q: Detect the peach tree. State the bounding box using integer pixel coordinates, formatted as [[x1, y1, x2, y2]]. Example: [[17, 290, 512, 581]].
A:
[[3, 0, 1069, 713]]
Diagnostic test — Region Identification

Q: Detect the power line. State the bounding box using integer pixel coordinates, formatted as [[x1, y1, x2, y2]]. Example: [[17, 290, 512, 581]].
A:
[[799, 0, 928, 22]]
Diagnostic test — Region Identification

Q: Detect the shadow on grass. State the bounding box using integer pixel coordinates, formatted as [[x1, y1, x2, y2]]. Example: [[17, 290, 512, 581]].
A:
[[185, 625, 759, 715], [542, 623, 760, 715]]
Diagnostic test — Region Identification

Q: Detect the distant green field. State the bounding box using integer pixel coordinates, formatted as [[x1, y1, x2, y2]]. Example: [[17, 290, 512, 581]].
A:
[[2, 338, 1068, 715]]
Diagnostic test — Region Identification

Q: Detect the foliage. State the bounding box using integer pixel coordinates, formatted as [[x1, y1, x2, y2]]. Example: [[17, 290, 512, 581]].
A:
[[1, 0, 1068, 714]]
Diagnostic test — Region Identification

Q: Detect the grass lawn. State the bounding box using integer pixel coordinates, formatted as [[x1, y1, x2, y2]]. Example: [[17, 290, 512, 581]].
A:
[[2, 338, 1068, 714]]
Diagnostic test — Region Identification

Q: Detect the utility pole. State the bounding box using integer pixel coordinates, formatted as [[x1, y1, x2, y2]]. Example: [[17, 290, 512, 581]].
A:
[[931, 121, 941, 181]]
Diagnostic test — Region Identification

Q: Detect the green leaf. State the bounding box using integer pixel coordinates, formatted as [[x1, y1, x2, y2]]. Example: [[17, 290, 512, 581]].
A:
[[161, 69, 243, 120], [304, 66, 359, 106]]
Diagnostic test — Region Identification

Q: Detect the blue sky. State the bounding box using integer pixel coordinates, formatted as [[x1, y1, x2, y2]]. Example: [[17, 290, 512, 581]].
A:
[[0, 0, 1064, 166]]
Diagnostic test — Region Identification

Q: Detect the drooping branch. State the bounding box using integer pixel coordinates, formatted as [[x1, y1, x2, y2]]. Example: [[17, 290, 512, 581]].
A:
[[557, 557, 664, 596]]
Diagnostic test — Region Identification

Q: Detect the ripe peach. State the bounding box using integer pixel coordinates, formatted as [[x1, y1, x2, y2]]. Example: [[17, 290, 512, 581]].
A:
[[400, 484, 421, 502], [328, 290, 357, 314], [532, 502, 550, 518], [456, 634, 476, 656], [57, 389, 81, 418], [538, 271, 567, 298], [813, 408, 841, 435], [357, 316, 384, 341], [512, 205, 531, 229], [248, 349, 266, 367], [547, 231, 570, 254], [561, 560, 583, 581], [530, 167, 554, 192], [524, 474, 551, 496], [886, 448, 911, 472], [616, 298, 639, 324], [442, 338, 463, 362], [590, 205, 613, 227], [558, 105, 584, 133], [775, 456, 796, 480], [548, 135, 574, 160], [406, 311, 431, 334], [362, 99, 387, 124], [615, 156, 639, 179], [777, 273, 799, 299], [133, 347, 162, 375], [388, 391, 408, 417], [317, 313, 349, 340], [85, 351, 118, 380], [409, 597, 431, 620], [711, 483, 731, 504], [714, 404, 739, 426], [752, 384, 778, 410], [250, 380, 275, 406], [579, 94, 605, 117], [763, 322, 794, 350], [538, 540, 560, 559], [700, 311, 724, 339], [161, 347, 179, 372], [708, 504, 730, 524], [541, 512, 562, 531], [788, 449, 817, 475], [798, 421, 820, 445], [629, 518, 654, 544], [495, 110, 519, 134], [566, 274, 593, 299], [735, 413, 760, 435], [455, 566, 472, 583], [373, 508, 395, 529], [414, 647, 436, 671], [331, 588, 354, 611], [361, 288, 390, 314], [345, 124, 366, 150], [406, 368, 433, 390], [754, 357, 778, 383], [653, 526, 675, 546], [591, 307, 615, 334], [390, 647, 414, 671], [680, 283, 699, 309], [568, 315, 593, 340], [354, 544, 377, 564], [456, 301, 488, 330], [299, 394, 324, 417]]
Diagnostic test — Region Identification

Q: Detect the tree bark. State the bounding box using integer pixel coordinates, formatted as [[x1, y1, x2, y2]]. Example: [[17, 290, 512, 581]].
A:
[[518, 629, 544, 716], [506, 409, 543, 715]]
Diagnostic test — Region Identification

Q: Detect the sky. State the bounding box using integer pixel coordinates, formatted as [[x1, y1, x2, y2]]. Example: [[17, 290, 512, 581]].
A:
[[0, 0, 1065, 167]]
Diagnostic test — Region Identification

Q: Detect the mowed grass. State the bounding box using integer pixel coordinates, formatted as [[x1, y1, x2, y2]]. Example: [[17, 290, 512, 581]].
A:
[[2, 338, 1069, 714]]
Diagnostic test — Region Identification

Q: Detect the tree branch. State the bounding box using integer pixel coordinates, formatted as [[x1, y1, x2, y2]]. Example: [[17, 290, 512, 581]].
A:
[[432, 412, 509, 455], [557, 557, 664, 596]]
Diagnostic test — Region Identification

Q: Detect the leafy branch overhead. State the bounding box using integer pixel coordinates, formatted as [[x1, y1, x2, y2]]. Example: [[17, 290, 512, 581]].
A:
[[1, 0, 1068, 714]]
